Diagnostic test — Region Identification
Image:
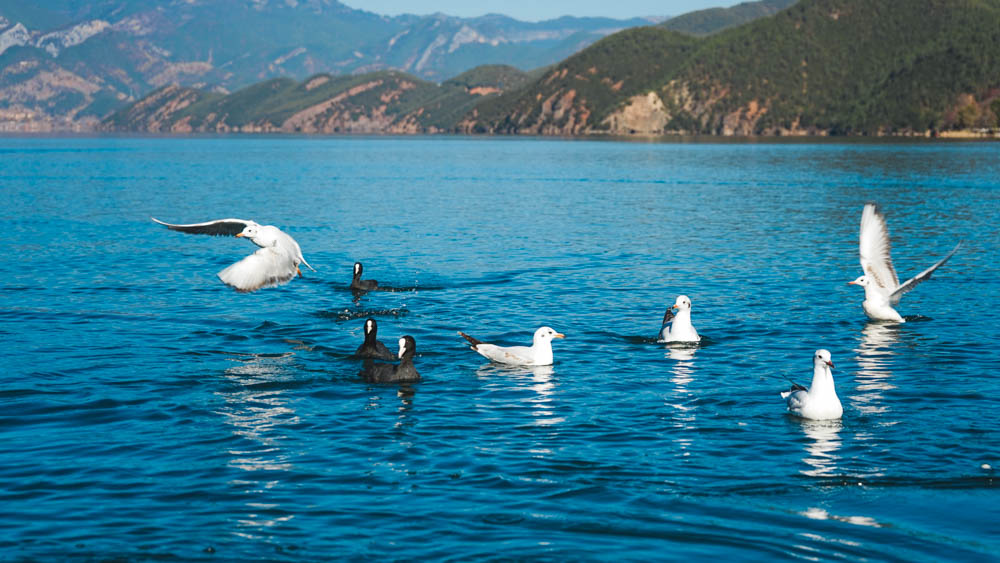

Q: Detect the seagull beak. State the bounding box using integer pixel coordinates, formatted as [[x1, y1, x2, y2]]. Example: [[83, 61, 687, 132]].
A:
[[671, 305, 678, 311], [826, 360, 835, 368], [553, 333, 565, 339], [235, 233, 244, 238], [847, 281, 858, 285]]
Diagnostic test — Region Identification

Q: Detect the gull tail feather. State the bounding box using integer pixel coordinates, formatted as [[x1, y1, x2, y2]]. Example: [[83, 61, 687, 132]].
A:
[[457, 331, 483, 349]]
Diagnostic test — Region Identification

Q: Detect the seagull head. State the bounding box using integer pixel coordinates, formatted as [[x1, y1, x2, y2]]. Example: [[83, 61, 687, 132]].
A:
[[672, 295, 693, 312], [354, 262, 363, 277], [534, 326, 566, 344], [814, 349, 835, 369], [236, 223, 278, 246], [847, 275, 869, 288], [235, 224, 259, 240]]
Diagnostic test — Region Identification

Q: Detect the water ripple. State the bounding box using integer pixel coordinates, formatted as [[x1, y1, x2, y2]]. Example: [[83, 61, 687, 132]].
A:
[[0, 137, 997, 560]]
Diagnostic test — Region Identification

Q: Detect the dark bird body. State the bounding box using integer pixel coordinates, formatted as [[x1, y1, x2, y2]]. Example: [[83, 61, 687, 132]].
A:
[[350, 262, 378, 291], [361, 335, 420, 383], [354, 318, 396, 361]]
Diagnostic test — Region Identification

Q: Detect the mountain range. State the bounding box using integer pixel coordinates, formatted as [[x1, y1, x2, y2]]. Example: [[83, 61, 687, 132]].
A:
[[16, 0, 999, 137], [0, 0, 659, 130]]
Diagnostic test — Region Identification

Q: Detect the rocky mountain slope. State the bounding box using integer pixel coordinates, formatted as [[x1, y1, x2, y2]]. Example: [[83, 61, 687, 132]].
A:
[[104, 65, 534, 134], [0, 0, 653, 130], [465, 0, 1000, 136]]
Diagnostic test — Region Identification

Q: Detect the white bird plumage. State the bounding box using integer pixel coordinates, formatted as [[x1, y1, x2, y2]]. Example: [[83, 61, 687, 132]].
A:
[[781, 349, 843, 420], [458, 326, 565, 366], [658, 295, 700, 343], [151, 217, 314, 292], [848, 203, 960, 322]]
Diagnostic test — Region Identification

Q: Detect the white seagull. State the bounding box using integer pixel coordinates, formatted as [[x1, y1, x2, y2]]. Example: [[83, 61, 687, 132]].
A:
[[848, 203, 961, 322], [781, 349, 843, 420], [152, 217, 315, 292], [458, 326, 565, 366], [658, 295, 701, 343]]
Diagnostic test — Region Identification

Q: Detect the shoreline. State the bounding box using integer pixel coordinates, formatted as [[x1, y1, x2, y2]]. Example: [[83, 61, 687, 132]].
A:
[[2, 129, 999, 142]]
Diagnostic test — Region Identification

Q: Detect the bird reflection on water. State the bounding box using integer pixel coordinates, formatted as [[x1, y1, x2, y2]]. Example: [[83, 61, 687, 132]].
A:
[[220, 352, 301, 472], [664, 345, 698, 458], [798, 420, 843, 478], [218, 352, 301, 538], [665, 345, 696, 385], [851, 322, 900, 416], [476, 364, 562, 426]]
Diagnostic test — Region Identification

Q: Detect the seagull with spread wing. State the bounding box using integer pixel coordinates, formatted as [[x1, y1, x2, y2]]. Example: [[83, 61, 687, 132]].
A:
[[848, 204, 961, 322], [151, 217, 314, 292]]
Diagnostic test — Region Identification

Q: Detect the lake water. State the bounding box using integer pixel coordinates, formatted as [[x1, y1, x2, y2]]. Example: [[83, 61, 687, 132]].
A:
[[1, 136, 998, 560]]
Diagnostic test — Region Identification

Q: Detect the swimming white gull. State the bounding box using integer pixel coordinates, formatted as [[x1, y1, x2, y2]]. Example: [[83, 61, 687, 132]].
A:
[[781, 349, 843, 420], [658, 295, 701, 343], [458, 326, 565, 366]]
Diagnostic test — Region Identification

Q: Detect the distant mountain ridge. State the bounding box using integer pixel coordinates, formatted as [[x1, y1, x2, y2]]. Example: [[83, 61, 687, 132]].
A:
[[661, 0, 797, 35], [0, 0, 655, 130]]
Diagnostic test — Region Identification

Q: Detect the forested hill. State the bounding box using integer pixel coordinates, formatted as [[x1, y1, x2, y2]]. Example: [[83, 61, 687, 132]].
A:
[[465, 0, 1000, 136]]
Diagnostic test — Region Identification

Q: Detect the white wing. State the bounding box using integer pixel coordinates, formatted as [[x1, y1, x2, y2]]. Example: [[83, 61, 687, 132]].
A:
[[152, 217, 252, 236], [473, 344, 537, 366], [889, 241, 961, 304], [859, 203, 899, 292], [217, 246, 297, 292], [274, 229, 315, 272]]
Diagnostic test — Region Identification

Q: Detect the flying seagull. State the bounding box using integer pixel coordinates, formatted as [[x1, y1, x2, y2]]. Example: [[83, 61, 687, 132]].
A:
[[151, 217, 314, 292]]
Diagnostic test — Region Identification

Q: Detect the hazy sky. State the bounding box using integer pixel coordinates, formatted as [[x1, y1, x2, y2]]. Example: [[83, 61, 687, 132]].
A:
[[339, 1, 744, 21]]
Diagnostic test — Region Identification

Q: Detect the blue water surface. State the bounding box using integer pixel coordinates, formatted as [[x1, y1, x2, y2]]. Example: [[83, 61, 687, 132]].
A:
[[1, 136, 998, 561]]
